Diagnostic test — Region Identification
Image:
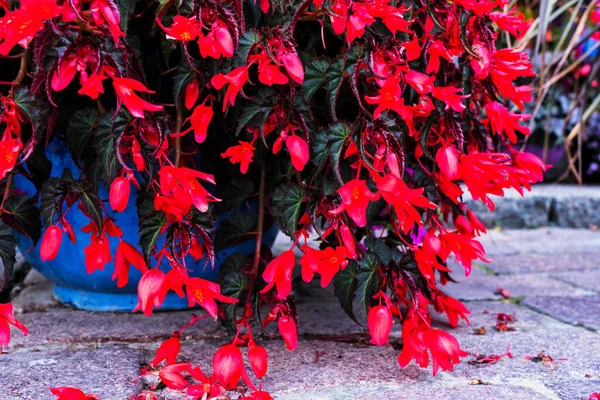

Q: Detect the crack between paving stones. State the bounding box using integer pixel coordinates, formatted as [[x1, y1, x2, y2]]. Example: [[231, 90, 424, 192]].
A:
[[517, 302, 598, 333]]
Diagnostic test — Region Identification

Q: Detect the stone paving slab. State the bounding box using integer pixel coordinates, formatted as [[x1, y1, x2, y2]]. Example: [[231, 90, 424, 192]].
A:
[[551, 270, 600, 292], [522, 295, 600, 331], [9, 308, 228, 349], [0, 346, 141, 400], [442, 269, 594, 301], [481, 228, 600, 255], [482, 253, 600, 275]]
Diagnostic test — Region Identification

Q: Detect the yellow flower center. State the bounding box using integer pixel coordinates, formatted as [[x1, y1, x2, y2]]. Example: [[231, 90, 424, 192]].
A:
[[351, 187, 361, 200], [191, 287, 204, 302]]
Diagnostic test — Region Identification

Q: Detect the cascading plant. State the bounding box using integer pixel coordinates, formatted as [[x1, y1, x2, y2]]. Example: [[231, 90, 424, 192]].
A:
[[0, 0, 543, 397]]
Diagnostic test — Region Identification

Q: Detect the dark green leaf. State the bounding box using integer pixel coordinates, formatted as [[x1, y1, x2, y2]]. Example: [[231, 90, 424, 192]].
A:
[[334, 259, 359, 323], [118, 0, 137, 33], [172, 62, 196, 110], [311, 121, 351, 183], [73, 181, 103, 230], [235, 89, 275, 137], [0, 221, 17, 292], [364, 237, 391, 265], [96, 111, 130, 185], [356, 253, 381, 318], [214, 212, 256, 252], [220, 271, 250, 323], [136, 192, 166, 262], [219, 252, 249, 277], [325, 58, 345, 120], [40, 178, 61, 227], [25, 146, 51, 192], [215, 177, 254, 212], [270, 184, 304, 236], [67, 108, 98, 167], [233, 30, 261, 67], [302, 58, 330, 100], [1, 193, 41, 244]]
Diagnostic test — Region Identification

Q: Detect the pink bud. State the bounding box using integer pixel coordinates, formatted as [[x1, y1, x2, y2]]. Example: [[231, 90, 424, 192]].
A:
[[285, 135, 309, 171], [184, 79, 199, 110], [281, 53, 304, 84], [278, 316, 297, 350], [135, 269, 167, 316], [368, 305, 393, 346], [215, 23, 234, 58], [248, 341, 269, 379], [109, 177, 130, 212], [339, 225, 357, 259], [40, 226, 63, 261], [213, 344, 244, 388]]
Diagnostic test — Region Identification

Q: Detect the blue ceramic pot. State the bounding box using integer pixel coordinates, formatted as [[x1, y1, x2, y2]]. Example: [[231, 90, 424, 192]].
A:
[[15, 140, 278, 311]]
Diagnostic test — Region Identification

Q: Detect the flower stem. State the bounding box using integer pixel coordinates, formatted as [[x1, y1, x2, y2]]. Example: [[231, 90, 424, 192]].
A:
[[174, 99, 183, 167], [13, 48, 29, 85], [251, 163, 266, 276]]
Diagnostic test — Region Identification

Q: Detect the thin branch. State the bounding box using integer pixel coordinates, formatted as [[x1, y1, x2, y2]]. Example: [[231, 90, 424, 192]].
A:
[[251, 163, 266, 276], [174, 100, 183, 167]]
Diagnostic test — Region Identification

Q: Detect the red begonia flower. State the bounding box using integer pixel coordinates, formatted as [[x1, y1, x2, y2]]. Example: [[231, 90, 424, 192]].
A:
[[368, 305, 393, 346], [51, 53, 78, 92], [90, 0, 125, 43], [278, 316, 297, 350], [158, 15, 201, 42], [426, 40, 453, 74], [483, 102, 531, 143], [285, 134, 309, 171], [184, 80, 200, 110], [158, 362, 192, 390], [113, 240, 147, 288], [281, 52, 304, 84], [185, 104, 214, 144], [0, 0, 60, 55], [405, 70, 435, 95], [198, 20, 234, 59], [135, 269, 168, 316], [431, 86, 469, 113], [109, 176, 130, 212], [40, 225, 63, 261], [0, 303, 28, 351], [213, 344, 255, 389], [185, 277, 238, 319], [339, 224, 357, 258], [150, 335, 181, 367], [329, 179, 380, 228], [211, 66, 249, 112], [50, 387, 99, 400], [248, 340, 269, 379], [112, 78, 164, 118], [221, 141, 255, 174], [261, 250, 295, 300], [84, 234, 112, 274], [433, 292, 471, 328], [436, 145, 460, 180], [0, 138, 22, 180], [78, 72, 108, 99]]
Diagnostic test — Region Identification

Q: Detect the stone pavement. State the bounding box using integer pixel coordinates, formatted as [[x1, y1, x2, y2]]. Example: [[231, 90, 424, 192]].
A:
[[2, 228, 600, 400]]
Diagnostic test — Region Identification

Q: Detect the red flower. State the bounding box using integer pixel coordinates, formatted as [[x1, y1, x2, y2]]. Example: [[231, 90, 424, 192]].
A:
[[413, 230, 450, 281], [198, 21, 234, 59], [285, 135, 309, 171], [157, 166, 220, 216], [491, 8, 532, 39], [90, 0, 125, 43], [376, 174, 436, 234], [221, 141, 255, 174], [158, 362, 192, 390], [261, 250, 295, 299], [84, 234, 112, 274], [185, 104, 214, 144], [135, 269, 168, 316], [40, 225, 63, 261], [483, 102, 531, 143], [0, 0, 61, 55], [329, 179, 379, 228], [405, 70, 434, 95], [402, 34, 421, 61], [185, 277, 238, 319], [339, 224, 357, 258], [78, 72, 108, 99], [0, 303, 28, 351], [440, 231, 490, 276], [50, 387, 99, 400], [51, 53, 78, 92], [470, 43, 492, 79], [242, 391, 274, 400], [150, 335, 181, 367], [253, 52, 289, 86], [113, 78, 164, 118], [300, 246, 348, 288], [213, 344, 254, 389], [0, 138, 22, 180], [433, 292, 471, 328], [329, 1, 349, 35], [281, 52, 304, 84], [426, 40, 452, 74], [109, 177, 130, 212], [184, 80, 199, 110], [158, 15, 201, 42], [248, 340, 269, 379], [113, 240, 147, 288], [278, 316, 298, 350], [432, 86, 469, 113], [365, 75, 411, 120], [211, 66, 249, 112], [368, 305, 393, 346], [436, 145, 460, 180], [425, 329, 469, 375]]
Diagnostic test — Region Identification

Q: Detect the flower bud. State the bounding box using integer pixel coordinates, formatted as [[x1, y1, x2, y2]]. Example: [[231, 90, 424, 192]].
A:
[[248, 340, 268, 379], [109, 177, 130, 212], [278, 316, 297, 350], [213, 344, 244, 388], [339, 225, 357, 259], [40, 225, 63, 261], [184, 79, 199, 110], [285, 135, 309, 171], [368, 305, 393, 346], [281, 52, 304, 84], [436, 145, 460, 180]]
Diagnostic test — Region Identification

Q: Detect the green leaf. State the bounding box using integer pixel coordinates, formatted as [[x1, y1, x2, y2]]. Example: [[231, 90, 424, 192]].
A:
[[118, 0, 137, 33], [73, 180, 103, 230], [233, 30, 261, 67], [40, 178, 61, 227], [271, 184, 304, 236], [215, 177, 254, 213], [96, 110, 130, 185], [302, 58, 330, 100], [172, 62, 196, 109], [136, 192, 166, 262], [334, 259, 359, 323], [235, 89, 275, 137], [1, 193, 41, 244], [219, 252, 249, 277], [356, 253, 381, 318], [325, 57, 345, 120], [364, 237, 391, 265], [0, 221, 17, 292], [214, 212, 256, 252], [312, 122, 351, 183], [67, 108, 98, 167], [220, 271, 250, 323]]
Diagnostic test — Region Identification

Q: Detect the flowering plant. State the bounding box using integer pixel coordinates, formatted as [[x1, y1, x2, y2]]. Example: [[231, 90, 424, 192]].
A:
[[0, 0, 545, 397]]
